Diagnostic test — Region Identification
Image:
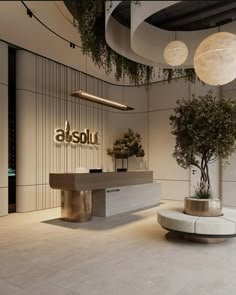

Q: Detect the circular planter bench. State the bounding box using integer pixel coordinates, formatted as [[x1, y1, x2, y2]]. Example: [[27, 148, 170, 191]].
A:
[[157, 206, 236, 243]]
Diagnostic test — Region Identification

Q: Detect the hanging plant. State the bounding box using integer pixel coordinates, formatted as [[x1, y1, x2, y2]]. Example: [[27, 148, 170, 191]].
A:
[[64, 0, 196, 86], [106, 0, 141, 11], [162, 68, 197, 83]]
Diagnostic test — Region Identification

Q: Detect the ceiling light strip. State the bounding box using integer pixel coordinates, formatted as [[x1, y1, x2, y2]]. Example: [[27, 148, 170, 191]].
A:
[[71, 90, 134, 111]]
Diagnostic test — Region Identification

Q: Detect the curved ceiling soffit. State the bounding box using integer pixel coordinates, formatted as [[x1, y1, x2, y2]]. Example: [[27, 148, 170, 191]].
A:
[[130, 1, 216, 68], [105, 1, 155, 66], [106, 1, 236, 68], [54, 1, 74, 25]]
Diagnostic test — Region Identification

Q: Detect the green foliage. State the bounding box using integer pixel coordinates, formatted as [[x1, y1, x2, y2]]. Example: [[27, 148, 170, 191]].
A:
[[65, 0, 153, 85], [64, 0, 197, 86], [170, 90, 236, 197], [107, 129, 145, 159], [192, 186, 213, 199], [106, 0, 141, 11], [170, 91, 236, 168], [162, 68, 197, 84]]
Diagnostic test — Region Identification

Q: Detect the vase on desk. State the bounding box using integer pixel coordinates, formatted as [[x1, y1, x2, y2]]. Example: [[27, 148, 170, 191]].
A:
[[115, 157, 128, 172], [137, 157, 145, 170]]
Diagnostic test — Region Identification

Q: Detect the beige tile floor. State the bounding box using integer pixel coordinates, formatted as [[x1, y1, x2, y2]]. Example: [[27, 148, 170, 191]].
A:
[[0, 201, 236, 295]]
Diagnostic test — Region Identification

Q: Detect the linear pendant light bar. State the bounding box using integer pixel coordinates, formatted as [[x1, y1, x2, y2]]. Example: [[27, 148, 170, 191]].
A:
[[71, 90, 134, 111]]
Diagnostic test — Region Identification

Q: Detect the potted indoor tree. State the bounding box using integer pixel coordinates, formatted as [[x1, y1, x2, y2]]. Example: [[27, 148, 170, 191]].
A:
[[170, 90, 236, 216], [107, 129, 145, 171]]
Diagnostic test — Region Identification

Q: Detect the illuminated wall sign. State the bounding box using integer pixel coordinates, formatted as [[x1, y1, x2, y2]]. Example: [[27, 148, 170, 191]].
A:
[[54, 121, 99, 145]]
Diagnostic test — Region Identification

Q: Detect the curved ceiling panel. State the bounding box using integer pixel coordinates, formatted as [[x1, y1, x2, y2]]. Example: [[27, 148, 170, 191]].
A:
[[106, 1, 236, 68], [130, 1, 218, 68], [113, 1, 236, 31], [105, 1, 155, 66]]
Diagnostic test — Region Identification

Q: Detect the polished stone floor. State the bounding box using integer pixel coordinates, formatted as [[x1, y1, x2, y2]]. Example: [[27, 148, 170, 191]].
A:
[[0, 201, 236, 295]]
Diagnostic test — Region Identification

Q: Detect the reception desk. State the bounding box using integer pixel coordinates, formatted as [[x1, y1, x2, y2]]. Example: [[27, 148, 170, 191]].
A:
[[49, 171, 159, 222]]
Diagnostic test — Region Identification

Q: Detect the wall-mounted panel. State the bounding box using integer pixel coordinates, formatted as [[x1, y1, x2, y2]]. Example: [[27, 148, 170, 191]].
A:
[[16, 50, 112, 212], [0, 42, 8, 85], [149, 110, 189, 200], [148, 78, 190, 201], [149, 78, 189, 111], [0, 188, 8, 216], [222, 80, 236, 206], [0, 85, 8, 187], [108, 82, 149, 172], [14, 48, 229, 211], [0, 41, 8, 216], [190, 79, 219, 97], [16, 90, 37, 186]]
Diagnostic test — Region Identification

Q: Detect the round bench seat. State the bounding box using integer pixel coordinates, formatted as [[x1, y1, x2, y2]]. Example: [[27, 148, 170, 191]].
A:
[[158, 206, 236, 237]]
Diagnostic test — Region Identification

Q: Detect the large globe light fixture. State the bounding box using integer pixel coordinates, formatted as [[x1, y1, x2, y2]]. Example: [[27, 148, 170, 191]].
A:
[[194, 32, 236, 86], [164, 40, 188, 66]]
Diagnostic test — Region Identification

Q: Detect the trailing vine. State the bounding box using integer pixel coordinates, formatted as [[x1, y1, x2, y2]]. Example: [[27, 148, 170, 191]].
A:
[[162, 68, 197, 83], [106, 0, 141, 11], [64, 0, 196, 86]]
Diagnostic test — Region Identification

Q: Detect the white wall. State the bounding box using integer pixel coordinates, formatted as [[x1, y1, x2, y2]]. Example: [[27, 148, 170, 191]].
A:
[[148, 78, 219, 201], [4, 37, 236, 211], [1, 0, 235, 211], [13, 47, 236, 211], [0, 1, 126, 85], [16, 50, 112, 212], [148, 78, 190, 200], [222, 81, 236, 206], [108, 84, 149, 171], [0, 41, 8, 216], [15, 49, 150, 212]]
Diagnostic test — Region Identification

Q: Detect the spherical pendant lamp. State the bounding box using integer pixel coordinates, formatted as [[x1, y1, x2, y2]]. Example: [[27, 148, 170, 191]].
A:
[[194, 32, 236, 86], [164, 40, 188, 66]]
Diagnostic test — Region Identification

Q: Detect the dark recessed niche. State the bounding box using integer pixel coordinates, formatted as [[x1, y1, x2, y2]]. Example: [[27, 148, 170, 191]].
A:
[[8, 47, 16, 213]]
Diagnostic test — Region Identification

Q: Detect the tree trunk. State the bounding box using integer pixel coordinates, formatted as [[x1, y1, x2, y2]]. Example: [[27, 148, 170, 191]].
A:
[[200, 158, 210, 192]]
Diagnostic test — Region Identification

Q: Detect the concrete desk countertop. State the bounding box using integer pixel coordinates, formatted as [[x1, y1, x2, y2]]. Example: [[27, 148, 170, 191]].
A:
[[49, 171, 160, 222], [49, 170, 153, 191]]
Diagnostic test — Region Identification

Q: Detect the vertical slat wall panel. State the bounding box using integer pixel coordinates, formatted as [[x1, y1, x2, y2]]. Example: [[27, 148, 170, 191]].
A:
[[98, 81, 104, 170], [101, 82, 110, 172], [93, 79, 99, 168], [0, 41, 8, 216], [87, 75, 95, 169], [79, 73, 87, 169], [16, 50, 112, 212]]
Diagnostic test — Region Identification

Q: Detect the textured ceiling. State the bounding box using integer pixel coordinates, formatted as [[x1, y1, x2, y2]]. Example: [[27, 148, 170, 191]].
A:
[[112, 0, 236, 31]]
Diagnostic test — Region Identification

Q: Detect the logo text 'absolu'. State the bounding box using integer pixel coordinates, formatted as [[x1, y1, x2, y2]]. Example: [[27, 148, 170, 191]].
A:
[[54, 121, 99, 145]]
